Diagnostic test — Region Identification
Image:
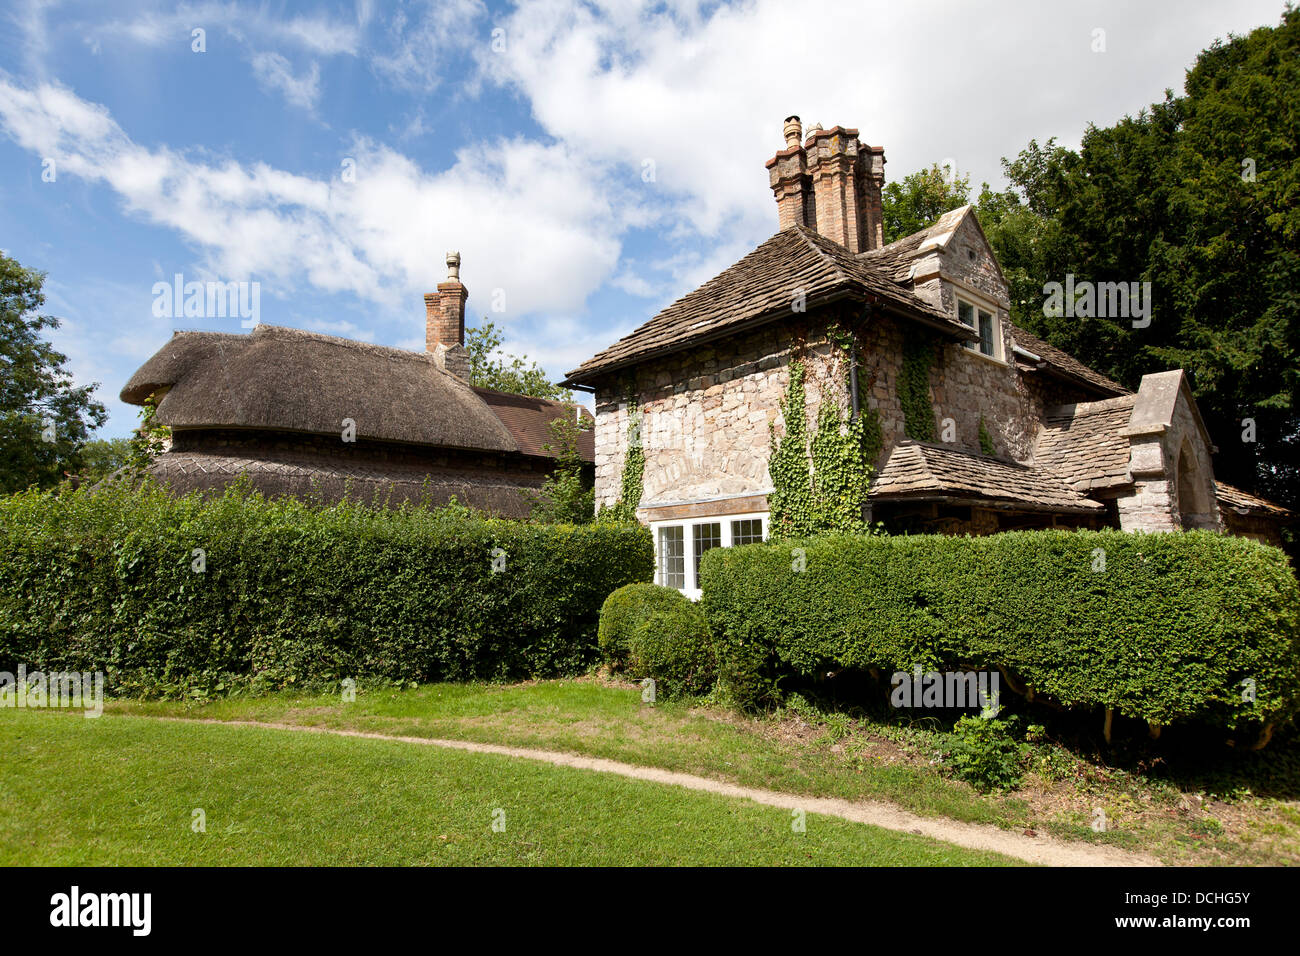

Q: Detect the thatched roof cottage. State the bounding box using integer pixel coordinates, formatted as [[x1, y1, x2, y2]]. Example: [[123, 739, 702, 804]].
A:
[[122, 255, 592, 517]]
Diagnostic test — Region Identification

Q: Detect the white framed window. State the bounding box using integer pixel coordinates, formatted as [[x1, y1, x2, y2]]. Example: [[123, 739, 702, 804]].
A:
[[651, 512, 768, 599], [957, 296, 1001, 361]]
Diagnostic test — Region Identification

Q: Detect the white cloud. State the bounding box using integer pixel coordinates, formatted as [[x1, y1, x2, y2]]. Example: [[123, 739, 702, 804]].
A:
[[0, 79, 629, 319], [249, 51, 321, 111], [371, 0, 486, 91]]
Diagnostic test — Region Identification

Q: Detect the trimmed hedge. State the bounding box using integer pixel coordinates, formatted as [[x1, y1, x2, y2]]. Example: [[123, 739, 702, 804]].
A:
[[700, 530, 1300, 732], [597, 582, 688, 669], [0, 481, 652, 697]]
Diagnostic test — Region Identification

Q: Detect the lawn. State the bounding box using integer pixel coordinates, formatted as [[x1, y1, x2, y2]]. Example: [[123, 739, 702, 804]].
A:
[[105, 677, 1300, 866], [0, 709, 1016, 866]]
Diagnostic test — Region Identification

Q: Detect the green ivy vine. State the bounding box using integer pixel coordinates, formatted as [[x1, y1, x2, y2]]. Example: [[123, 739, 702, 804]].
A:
[[978, 415, 995, 456], [619, 402, 645, 507], [769, 338, 883, 538], [900, 335, 937, 442]]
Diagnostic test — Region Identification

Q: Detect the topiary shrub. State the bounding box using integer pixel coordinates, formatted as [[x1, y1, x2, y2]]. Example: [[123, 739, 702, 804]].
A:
[[597, 582, 689, 670], [627, 600, 715, 700]]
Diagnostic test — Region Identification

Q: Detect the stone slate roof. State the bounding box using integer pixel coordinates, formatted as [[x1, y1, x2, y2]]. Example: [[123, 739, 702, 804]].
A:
[[1034, 395, 1137, 491], [870, 440, 1104, 514], [564, 226, 974, 385], [1009, 325, 1129, 397], [1215, 481, 1292, 518], [123, 324, 592, 462], [148, 448, 538, 517]]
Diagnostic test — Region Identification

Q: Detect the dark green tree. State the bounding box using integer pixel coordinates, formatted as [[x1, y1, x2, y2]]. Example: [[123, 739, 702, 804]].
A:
[[0, 252, 107, 493], [880, 163, 972, 244]]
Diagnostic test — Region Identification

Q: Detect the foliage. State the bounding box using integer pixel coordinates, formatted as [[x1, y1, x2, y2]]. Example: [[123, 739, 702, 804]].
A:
[[880, 163, 973, 245], [530, 413, 594, 524], [627, 600, 716, 700], [977, 10, 1300, 508], [76, 437, 132, 482], [597, 582, 688, 669], [0, 251, 107, 493], [978, 416, 995, 456], [767, 360, 813, 538], [125, 394, 171, 477], [619, 403, 645, 508], [947, 716, 1027, 792], [899, 335, 937, 441], [0, 481, 652, 698], [466, 321, 571, 401], [699, 530, 1300, 736]]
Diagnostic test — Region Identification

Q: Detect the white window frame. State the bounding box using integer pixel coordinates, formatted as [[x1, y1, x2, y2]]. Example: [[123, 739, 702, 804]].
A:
[[650, 511, 768, 600], [955, 291, 1005, 364]]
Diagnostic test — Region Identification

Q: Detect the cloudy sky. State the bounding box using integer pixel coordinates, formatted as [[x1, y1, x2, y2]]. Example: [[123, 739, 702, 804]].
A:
[[0, 0, 1287, 436]]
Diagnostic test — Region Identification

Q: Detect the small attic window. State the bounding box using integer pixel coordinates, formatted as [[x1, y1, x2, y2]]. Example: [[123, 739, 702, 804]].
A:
[[967, 249, 977, 261], [957, 298, 1000, 360]]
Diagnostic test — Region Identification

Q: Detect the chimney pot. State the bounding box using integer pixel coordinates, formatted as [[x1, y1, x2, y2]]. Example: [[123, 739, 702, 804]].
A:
[[446, 250, 461, 281], [782, 115, 802, 149]]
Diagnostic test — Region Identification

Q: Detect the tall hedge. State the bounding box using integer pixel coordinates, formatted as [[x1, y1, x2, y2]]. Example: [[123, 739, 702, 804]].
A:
[[0, 482, 652, 697], [699, 530, 1300, 732]]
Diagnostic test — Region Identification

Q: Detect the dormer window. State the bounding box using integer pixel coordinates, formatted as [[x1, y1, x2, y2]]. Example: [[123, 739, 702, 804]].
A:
[[958, 298, 1000, 360]]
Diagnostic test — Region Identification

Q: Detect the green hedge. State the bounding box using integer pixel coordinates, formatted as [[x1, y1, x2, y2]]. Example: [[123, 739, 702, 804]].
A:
[[700, 530, 1300, 732], [628, 601, 715, 700], [0, 481, 652, 697]]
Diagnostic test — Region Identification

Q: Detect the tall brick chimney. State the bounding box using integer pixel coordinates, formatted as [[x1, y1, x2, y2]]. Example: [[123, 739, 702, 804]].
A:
[[766, 117, 886, 252], [425, 251, 470, 379]]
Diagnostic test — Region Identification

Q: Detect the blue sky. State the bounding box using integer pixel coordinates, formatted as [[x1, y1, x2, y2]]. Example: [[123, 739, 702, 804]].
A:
[[0, 0, 1287, 437]]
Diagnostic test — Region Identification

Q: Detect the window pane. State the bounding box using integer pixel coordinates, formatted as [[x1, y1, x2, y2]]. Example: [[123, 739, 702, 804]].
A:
[[978, 310, 995, 356], [658, 526, 685, 589], [692, 522, 722, 590], [731, 518, 764, 546], [957, 300, 975, 328]]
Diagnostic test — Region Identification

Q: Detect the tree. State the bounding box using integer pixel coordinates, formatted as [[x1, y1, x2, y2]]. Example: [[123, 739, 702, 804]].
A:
[[77, 437, 132, 482], [466, 321, 572, 401], [981, 8, 1299, 507], [880, 163, 972, 244], [529, 414, 594, 523], [0, 252, 107, 494]]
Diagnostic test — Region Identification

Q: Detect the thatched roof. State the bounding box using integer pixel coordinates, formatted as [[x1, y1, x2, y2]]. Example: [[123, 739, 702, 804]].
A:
[[148, 448, 539, 517], [122, 325, 520, 454]]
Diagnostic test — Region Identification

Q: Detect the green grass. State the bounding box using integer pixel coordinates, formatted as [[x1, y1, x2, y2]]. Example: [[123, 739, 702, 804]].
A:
[[0, 709, 1016, 866]]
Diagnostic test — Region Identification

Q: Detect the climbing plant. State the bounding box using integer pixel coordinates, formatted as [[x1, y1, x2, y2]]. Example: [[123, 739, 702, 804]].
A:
[[767, 361, 813, 538], [978, 415, 996, 456], [619, 402, 645, 507], [900, 335, 937, 441]]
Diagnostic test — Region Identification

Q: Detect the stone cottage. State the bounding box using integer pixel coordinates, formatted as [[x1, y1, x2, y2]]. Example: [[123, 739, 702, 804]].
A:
[[564, 116, 1290, 595], [122, 254, 593, 517]]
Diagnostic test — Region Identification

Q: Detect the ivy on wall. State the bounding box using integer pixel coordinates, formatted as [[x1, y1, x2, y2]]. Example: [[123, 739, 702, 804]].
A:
[[978, 415, 996, 456], [620, 402, 645, 507], [900, 335, 937, 442], [768, 334, 884, 538]]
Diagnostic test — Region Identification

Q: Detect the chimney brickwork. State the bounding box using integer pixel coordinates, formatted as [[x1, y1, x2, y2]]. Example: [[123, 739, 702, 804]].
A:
[[426, 251, 471, 380], [766, 116, 886, 252]]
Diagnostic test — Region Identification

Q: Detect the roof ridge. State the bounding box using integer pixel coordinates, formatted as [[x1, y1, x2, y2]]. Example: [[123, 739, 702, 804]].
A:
[[791, 226, 855, 283]]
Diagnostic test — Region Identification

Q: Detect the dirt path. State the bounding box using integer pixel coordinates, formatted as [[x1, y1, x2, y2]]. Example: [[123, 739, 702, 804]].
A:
[[157, 716, 1158, 867]]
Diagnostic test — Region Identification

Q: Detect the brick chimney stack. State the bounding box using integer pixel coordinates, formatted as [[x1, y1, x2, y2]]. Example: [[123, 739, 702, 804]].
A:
[[765, 118, 886, 252], [425, 251, 470, 379]]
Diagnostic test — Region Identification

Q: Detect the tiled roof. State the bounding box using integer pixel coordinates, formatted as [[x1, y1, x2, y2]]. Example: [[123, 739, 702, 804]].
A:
[[1034, 395, 1137, 491], [871, 440, 1104, 513], [1009, 325, 1129, 397], [474, 387, 595, 462], [564, 226, 973, 385], [1215, 481, 1292, 518]]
